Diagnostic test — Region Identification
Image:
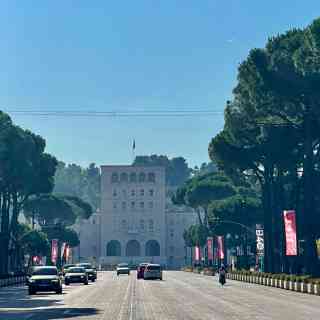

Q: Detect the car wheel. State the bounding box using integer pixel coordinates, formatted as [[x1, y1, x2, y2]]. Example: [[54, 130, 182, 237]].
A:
[[91, 278, 95, 282], [56, 287, 63, 294], [65, 281, 69, 286], [84, 281, 88, 285], [160, 277, 163, 281]]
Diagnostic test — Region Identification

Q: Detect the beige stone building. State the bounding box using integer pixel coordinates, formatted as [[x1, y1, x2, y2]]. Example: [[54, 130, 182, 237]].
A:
[[75, 164, 196, 269]]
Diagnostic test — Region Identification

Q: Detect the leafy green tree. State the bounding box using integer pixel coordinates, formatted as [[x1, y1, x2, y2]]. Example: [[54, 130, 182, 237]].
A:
[[208, 18, 320, 275], [0, 112, 57, 275], [133, 155, 191, 186], [9, 223, 50, 271], [24, 195, 78, 227], [53, 162, 101, 211], [173, 172, 236, 225]]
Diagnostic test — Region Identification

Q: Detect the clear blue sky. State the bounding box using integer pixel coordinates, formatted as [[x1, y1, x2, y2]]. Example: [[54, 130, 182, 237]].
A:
[[1, 1, 319, 168]]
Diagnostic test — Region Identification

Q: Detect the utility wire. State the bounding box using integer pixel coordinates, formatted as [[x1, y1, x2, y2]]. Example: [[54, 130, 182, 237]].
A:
[[3, 109, 224, 118]]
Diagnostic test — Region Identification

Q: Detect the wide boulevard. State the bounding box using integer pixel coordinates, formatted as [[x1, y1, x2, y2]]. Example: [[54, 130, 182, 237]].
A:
[[0, 271, 319, 320]]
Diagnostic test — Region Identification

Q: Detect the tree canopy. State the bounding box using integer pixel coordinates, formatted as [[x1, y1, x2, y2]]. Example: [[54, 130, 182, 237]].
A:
[[0, 111, 58, 274], [54, 162, 101, 211], [208, 17, 320, 275], [133, 155, 191, 186]]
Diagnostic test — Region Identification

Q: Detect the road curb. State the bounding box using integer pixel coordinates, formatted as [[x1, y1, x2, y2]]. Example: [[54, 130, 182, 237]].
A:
[[226, 273, 320, 296]]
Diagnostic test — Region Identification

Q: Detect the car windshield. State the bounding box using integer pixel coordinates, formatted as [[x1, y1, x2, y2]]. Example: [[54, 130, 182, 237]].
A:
[[118, 263, 128, 267], [147, 265, 160, 271], [68, 267, 85, 273], [78, 264, 92, 268], [32, 268, 58, 276]]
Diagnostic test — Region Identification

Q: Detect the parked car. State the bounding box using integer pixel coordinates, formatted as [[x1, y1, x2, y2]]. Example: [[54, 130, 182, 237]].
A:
[[62, 264, 76, 276], [77, 263, 97, 282], [27, 266, 63, 295], [64, 267, 88, 285], [116, 263, 130, 276], [137, 263, 149, 279], [143, 264, 162, 280]]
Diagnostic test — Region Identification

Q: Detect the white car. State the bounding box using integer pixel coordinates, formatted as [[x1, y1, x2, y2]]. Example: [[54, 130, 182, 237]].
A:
[[143, 264, 162, 280], [116, 263, 130, 276], [64, 267, 88, 285]]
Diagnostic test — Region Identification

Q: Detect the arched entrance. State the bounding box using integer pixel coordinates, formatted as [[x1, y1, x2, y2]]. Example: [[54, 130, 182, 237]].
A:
[[145, 240, 160, 256], [126, 240, 141, 256], [106, 240, 121, 256]]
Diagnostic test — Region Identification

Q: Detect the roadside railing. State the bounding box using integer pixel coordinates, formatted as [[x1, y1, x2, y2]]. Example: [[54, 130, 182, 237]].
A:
[[0, 274, 26, 288]]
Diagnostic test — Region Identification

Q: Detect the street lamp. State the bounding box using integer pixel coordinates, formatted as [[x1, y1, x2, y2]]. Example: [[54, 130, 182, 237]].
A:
[[212, 218, 255, 270]]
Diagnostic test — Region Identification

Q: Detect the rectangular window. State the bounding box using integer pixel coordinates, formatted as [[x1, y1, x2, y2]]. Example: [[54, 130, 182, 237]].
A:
[[149, 202, 153, 209], [122, 202, 126, 210], [122, 189, 127, 197], [140, 189, 144, 196], [149, 220, 154, 232], [131, 190, 135, 197], [113, 202, 117, 209], [140, 202, 144, 209], [113, 189, 117, 197], [131, 201, 135, 209], [149, 189, 154, 196]]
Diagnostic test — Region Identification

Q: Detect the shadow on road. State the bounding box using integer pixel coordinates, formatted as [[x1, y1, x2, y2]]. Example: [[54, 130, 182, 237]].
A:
[[0, 307, 99, 320], [0, 286, 62, 309]]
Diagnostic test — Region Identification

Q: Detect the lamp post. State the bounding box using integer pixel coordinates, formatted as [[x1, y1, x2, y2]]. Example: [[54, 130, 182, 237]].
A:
[[212, 218, 256, 269]]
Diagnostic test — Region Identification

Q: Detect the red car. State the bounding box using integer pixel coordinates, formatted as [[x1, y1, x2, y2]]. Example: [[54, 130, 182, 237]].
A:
[[137, 263, 148, 279]]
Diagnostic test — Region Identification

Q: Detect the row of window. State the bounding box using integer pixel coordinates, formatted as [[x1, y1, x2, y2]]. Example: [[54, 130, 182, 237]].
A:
[[111, 172, 155, 183], [121, 219, 154, 232], [113, 189, 154, 197], [113, 201, 154, 210]]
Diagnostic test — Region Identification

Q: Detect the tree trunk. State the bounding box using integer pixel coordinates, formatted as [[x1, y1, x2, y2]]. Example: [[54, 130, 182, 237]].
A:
[[0, 193, 10, 275], [303, 106, 319, 276], [262, 167, 275, 273]]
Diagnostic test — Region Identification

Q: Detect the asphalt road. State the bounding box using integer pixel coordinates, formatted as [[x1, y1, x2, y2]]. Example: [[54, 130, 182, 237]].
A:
[[0, 271, 319, 320]]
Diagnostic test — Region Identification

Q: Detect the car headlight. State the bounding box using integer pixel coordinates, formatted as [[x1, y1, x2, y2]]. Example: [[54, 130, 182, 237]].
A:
[[80, 275, 84, 278], [28, 279, 35, 283], [51, 279, 59, 282]]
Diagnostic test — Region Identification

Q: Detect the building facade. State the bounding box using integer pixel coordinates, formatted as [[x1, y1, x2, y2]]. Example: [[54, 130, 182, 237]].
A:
[[75, 165, 196, 269], [99, 165, 166, 267]]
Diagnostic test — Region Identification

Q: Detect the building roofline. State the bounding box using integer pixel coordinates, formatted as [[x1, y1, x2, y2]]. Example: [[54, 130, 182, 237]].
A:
[[101, 165, 165, 170]]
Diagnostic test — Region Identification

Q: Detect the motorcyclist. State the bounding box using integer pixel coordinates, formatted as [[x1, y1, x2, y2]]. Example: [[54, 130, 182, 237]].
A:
[[218, 264, 227, 286]]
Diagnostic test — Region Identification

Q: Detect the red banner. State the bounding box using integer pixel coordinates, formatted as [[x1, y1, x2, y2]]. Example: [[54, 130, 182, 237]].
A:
[[217, 236, 224, 260], [51, 239, 58, 264], [207, 237, 213, 261], [194, 246, 201, 261], [283, 210, 297, 256]]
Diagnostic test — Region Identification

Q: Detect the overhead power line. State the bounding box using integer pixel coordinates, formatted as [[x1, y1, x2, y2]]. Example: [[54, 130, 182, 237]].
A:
[[4, 109, 224, 118]]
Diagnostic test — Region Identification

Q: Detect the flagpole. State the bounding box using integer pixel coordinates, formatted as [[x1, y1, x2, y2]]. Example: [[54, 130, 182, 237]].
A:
[[132, 139, 136, 163]]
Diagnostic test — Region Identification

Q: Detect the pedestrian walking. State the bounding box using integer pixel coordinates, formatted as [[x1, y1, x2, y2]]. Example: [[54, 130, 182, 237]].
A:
[[218, 264, 227, 286]]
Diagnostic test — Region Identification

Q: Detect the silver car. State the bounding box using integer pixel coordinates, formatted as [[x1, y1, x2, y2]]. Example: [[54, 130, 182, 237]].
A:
[[116, 263, 130, 276], [143, 264, 162, 280]]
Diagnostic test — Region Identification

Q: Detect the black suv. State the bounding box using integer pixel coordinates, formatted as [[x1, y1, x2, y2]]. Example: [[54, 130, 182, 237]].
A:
[[77, 263, 97, 282], [27, 266, 62, 295]]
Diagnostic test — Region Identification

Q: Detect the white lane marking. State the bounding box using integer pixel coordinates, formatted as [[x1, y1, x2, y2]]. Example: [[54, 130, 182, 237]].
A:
[[117, 275, 132, 320], [129, 276, 135, 320]]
